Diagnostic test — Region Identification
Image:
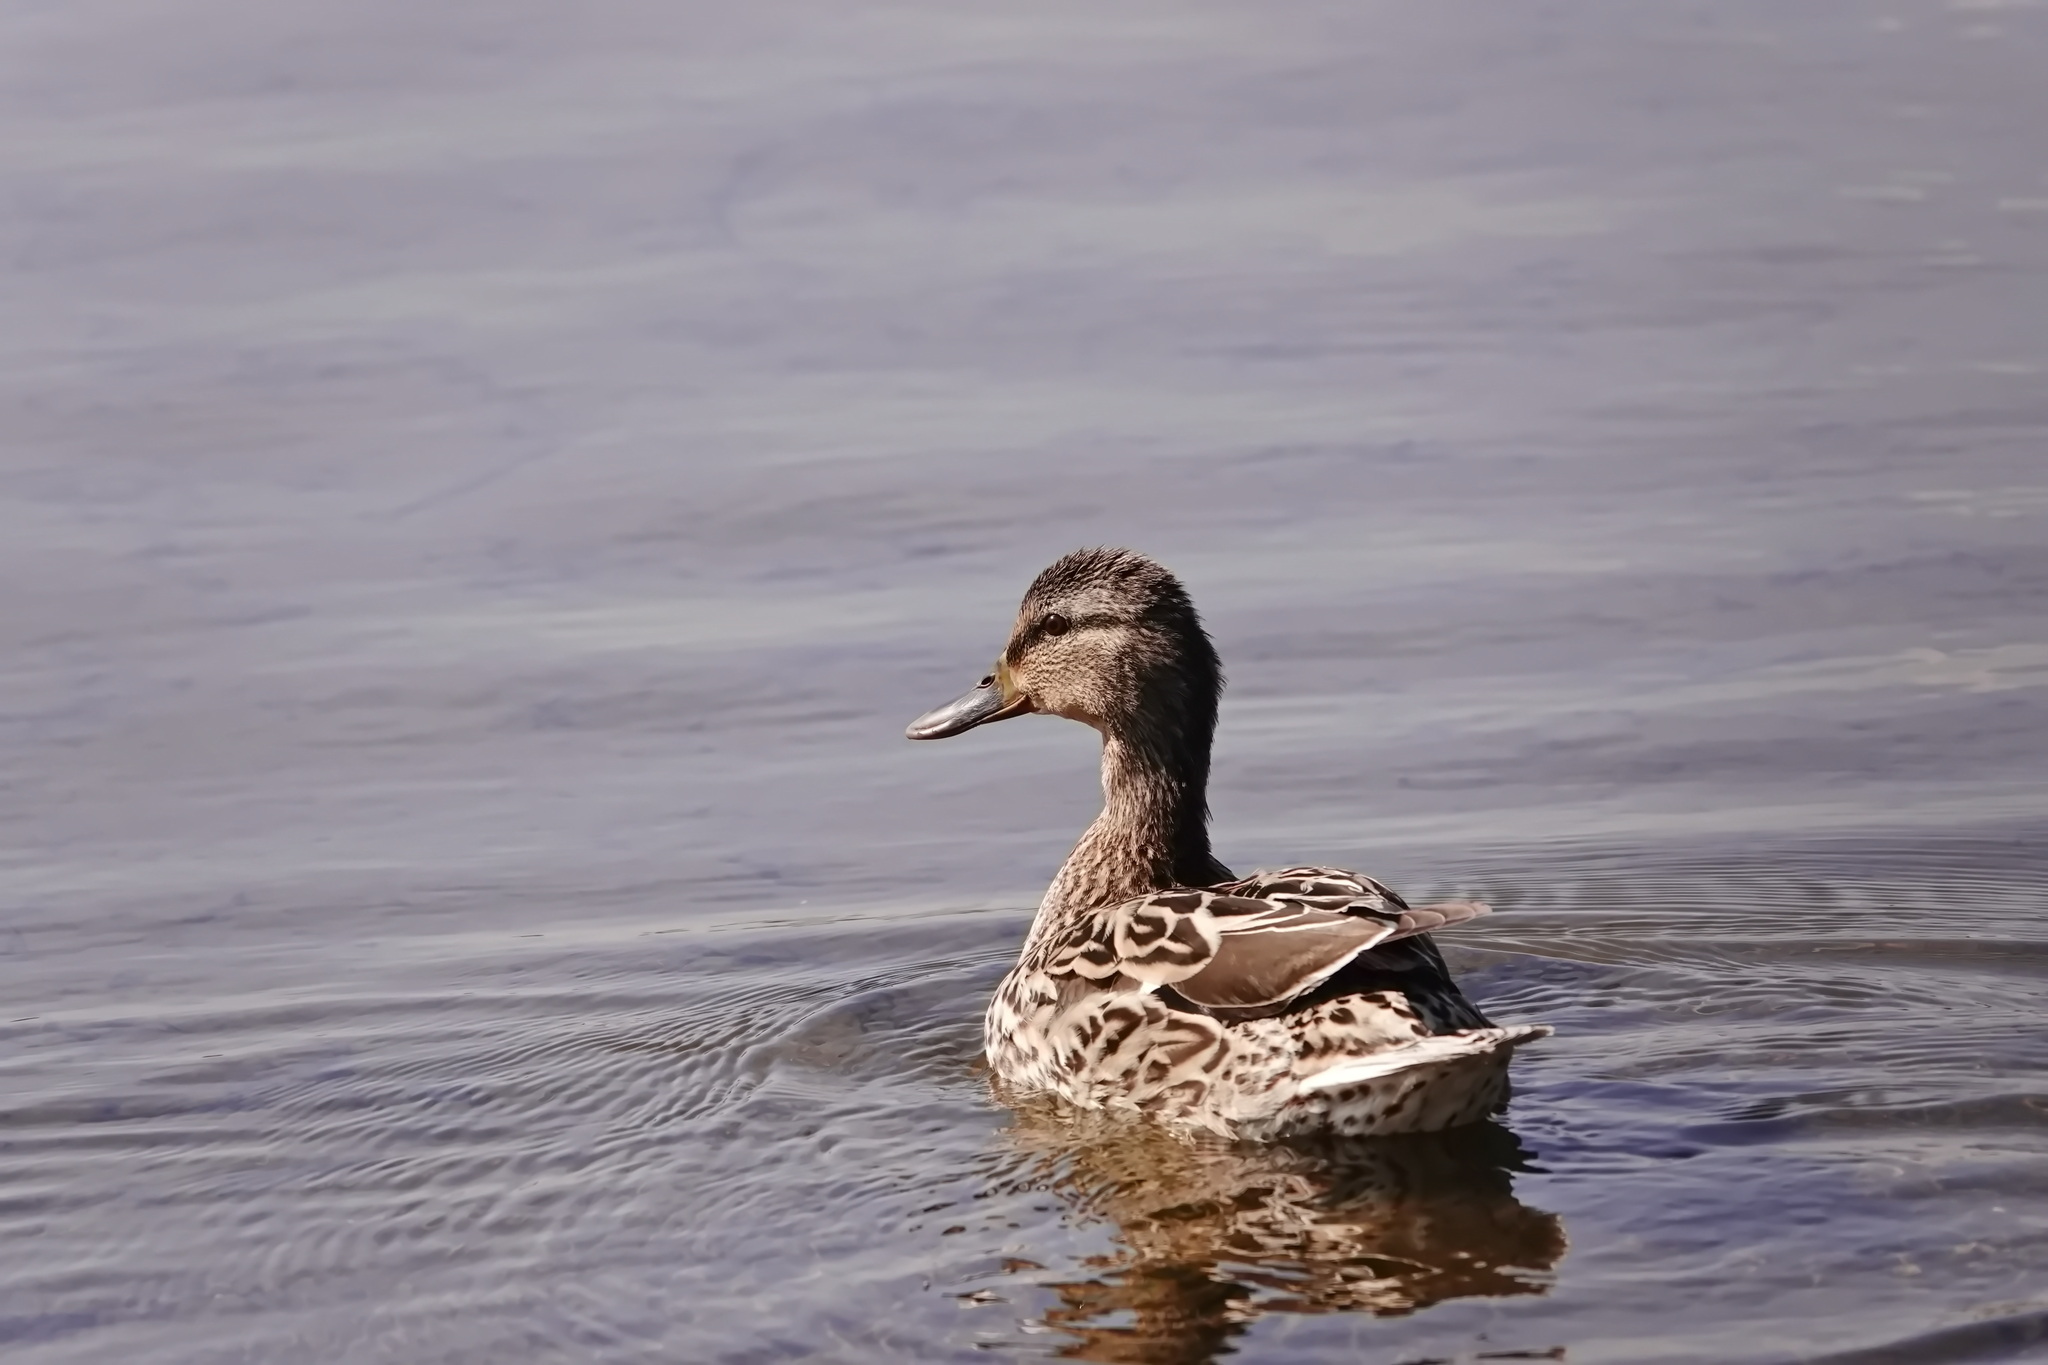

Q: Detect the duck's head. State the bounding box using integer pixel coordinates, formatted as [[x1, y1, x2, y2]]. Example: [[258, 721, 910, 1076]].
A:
[[906, 547, 1222, 749]]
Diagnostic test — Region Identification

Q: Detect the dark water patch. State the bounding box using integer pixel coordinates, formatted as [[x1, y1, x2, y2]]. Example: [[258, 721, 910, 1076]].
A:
[[1799, 1309, 2048, 1365]]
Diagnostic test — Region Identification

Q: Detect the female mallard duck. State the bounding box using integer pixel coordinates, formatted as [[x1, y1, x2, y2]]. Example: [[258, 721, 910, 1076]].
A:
[[907, 548, 1548, 1139]]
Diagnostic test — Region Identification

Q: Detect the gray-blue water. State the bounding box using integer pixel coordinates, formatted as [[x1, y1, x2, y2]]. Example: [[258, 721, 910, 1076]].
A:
[[4, 1, 2046, 1361]]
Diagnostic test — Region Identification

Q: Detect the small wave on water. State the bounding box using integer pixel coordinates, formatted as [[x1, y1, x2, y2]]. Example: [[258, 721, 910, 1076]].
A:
[[4, 833, 2042, 1363]]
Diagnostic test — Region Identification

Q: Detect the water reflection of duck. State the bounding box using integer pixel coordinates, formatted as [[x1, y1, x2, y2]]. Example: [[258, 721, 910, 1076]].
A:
[[908, 549, 1549, 1138], [991, 1100, 1567, 1361]]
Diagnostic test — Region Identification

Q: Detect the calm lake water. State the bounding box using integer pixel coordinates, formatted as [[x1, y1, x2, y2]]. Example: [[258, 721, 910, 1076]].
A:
[[4, 1, 2047, 1361]]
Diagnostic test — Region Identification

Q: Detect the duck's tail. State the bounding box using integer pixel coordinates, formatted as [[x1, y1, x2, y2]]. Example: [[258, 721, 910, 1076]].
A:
[[1274, 1025, 1553, 1137]]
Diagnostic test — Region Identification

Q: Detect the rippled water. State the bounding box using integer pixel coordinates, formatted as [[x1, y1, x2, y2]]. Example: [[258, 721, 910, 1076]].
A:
[[5, 0, 2047, 1361]]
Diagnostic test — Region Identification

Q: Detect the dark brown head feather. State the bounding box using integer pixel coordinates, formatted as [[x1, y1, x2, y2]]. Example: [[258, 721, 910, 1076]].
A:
[[1006, 548, 1230, 902]]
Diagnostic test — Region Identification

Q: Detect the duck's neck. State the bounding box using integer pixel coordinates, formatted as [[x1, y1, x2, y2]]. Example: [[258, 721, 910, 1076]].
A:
[[1034, 731, 1229, 932]]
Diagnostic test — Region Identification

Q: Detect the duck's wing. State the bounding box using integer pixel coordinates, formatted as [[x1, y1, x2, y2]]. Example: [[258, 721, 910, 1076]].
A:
[[1216, 865, 1409, 912], [1170, 895, 1398, 1010], [1047, 886, 1475, 1013], [1219, 866, 1492, 939]]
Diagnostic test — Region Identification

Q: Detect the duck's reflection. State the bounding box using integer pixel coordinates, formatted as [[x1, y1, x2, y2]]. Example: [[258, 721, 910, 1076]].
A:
[[992, 1099, 1566, 1363]]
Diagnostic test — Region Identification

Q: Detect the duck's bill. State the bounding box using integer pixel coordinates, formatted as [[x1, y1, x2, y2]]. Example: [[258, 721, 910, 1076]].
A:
[[905, 676, 1035, 740]]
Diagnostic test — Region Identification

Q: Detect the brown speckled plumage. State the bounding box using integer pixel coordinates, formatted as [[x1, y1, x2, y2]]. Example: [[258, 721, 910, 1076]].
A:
[[907, 548, 1548, 1138]]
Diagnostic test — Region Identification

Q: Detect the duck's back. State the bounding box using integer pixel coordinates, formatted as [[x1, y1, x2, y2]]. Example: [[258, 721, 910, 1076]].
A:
[[983, 867, 1549, 1137]]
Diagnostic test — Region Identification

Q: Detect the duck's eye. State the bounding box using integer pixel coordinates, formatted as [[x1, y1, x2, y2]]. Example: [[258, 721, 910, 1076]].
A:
[[1042, 613, 1071, 637], [978, 674, 995, 688]]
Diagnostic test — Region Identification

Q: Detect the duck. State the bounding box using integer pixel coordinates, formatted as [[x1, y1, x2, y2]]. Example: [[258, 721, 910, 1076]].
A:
[[906, 547, 1548, 1139]]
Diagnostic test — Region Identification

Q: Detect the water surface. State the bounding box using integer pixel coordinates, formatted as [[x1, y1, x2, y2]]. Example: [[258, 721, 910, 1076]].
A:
[[3, 1, 2047, 1361]]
